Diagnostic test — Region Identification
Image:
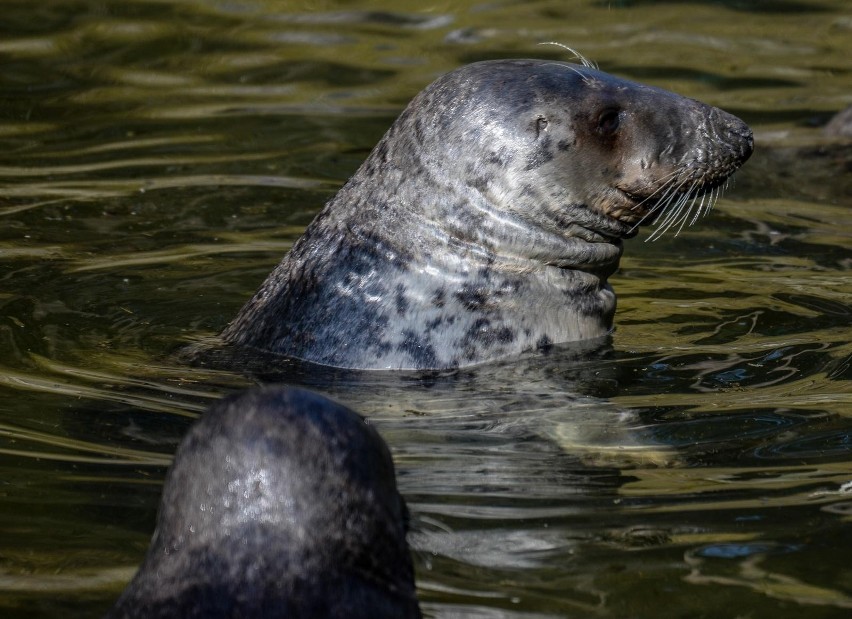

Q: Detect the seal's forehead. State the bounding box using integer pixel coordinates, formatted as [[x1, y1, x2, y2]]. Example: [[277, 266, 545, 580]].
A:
[[462, 59, 671, 96], [452, 59, 650, 102], [534, 63, 648, 94]]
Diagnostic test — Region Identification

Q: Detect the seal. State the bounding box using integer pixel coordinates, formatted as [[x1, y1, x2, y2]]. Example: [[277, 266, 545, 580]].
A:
[[106, 387, 421, 619], [824, 105, 852, 139], [222, 59, 753, 370]]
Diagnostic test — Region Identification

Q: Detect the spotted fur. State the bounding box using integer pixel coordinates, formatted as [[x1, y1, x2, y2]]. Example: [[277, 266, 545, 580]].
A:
[[223, 59, 752, 370]]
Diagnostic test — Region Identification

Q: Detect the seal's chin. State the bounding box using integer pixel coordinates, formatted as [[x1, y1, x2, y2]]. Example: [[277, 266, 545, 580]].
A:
[[573, 189, 647, 241], [569, 224, 625, 244]]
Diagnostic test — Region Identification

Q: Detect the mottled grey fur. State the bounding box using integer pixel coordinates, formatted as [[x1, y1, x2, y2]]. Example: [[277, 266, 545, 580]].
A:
[[824, 105, 852, 138], [223, 59, 753, 370], [107, 387, 420, 619]]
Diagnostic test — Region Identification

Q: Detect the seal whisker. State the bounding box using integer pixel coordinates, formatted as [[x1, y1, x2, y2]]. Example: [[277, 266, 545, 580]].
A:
[[703, 185, 720, 219], [631, 169, 683, 212], [644, 176, 695, 241], [669, 192, 693, 238], [625, 170, 684, 235], [699, 186, 712, 221], [537, 42, 599, 69], [659, 170, 692, 202], [539, 61, 593, 85], [643, 183, 681, 226], [660, 167, 714, 233], [688, 189, 708, 227], [674, 190, 701, 237], [693, 187, 720, 223], [716, 182, 725, 206], [652, 181, 695, 241], [698, 182, 723, 222], [630, 189, 676, 237], [653, 173, 690, 211]]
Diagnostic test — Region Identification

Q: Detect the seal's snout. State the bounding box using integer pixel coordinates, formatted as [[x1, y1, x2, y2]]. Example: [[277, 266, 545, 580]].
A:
[[739, 123, 754, 161], [714, 109, 754, 165], [726, 118, 754, 163], [690, 107, 754, 186]]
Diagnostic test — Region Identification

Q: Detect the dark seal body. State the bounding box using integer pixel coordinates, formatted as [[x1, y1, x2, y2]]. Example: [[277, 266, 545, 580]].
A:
[[107, 387, 420, 619], [223, 59, 753, 370]]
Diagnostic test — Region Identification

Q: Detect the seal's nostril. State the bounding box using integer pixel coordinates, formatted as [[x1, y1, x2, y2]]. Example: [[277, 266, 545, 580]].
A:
[[737, 128, 755, 160]]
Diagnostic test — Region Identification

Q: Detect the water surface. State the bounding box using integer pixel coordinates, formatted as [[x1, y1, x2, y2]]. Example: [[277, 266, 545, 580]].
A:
[[1, 1, 850, 617]]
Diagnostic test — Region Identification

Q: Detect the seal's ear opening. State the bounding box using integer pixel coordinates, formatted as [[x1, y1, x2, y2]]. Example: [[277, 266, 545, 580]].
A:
[[535, 115, 549, 138]]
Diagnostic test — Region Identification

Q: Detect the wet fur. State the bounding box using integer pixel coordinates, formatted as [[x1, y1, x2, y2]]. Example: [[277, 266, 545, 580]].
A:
[[223, 59, 752, 370], [106, 387, 420, 619]]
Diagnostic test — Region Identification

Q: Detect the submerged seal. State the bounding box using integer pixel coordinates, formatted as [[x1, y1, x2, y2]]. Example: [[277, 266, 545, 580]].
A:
[[107, 387, 420, 619], [824, 105, 852, 139], [222, 59, 753, 370]]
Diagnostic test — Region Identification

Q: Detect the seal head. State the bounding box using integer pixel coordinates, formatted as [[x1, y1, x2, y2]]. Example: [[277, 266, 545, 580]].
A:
[[107, 387, 420, 619], [223, 59, 753, 370]]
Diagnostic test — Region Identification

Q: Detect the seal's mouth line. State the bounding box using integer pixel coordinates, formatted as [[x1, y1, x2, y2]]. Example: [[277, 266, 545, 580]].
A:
[[626, 171, 735, 242], [572, 224, 620, 243], [611, 165, 729, 230], [622, 189, 652, 215], [612, 167, 684, 220]]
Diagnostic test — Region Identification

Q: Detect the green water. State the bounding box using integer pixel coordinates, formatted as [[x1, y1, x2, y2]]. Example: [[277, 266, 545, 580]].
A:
[[1, 1, 850, 617]]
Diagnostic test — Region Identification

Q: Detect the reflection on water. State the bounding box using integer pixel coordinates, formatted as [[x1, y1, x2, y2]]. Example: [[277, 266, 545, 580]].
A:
[[0, 1, 850, 618]]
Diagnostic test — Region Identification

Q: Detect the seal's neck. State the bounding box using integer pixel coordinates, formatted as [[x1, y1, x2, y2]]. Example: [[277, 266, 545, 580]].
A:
[[366, 175, 625, 284]]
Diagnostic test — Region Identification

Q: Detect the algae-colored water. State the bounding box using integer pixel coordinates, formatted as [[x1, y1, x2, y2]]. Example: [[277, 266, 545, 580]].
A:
[[1, 1, 850, 617]]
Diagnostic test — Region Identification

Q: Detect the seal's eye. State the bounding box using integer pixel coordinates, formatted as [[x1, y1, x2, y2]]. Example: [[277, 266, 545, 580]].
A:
[[597, 109, 621, 136]]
